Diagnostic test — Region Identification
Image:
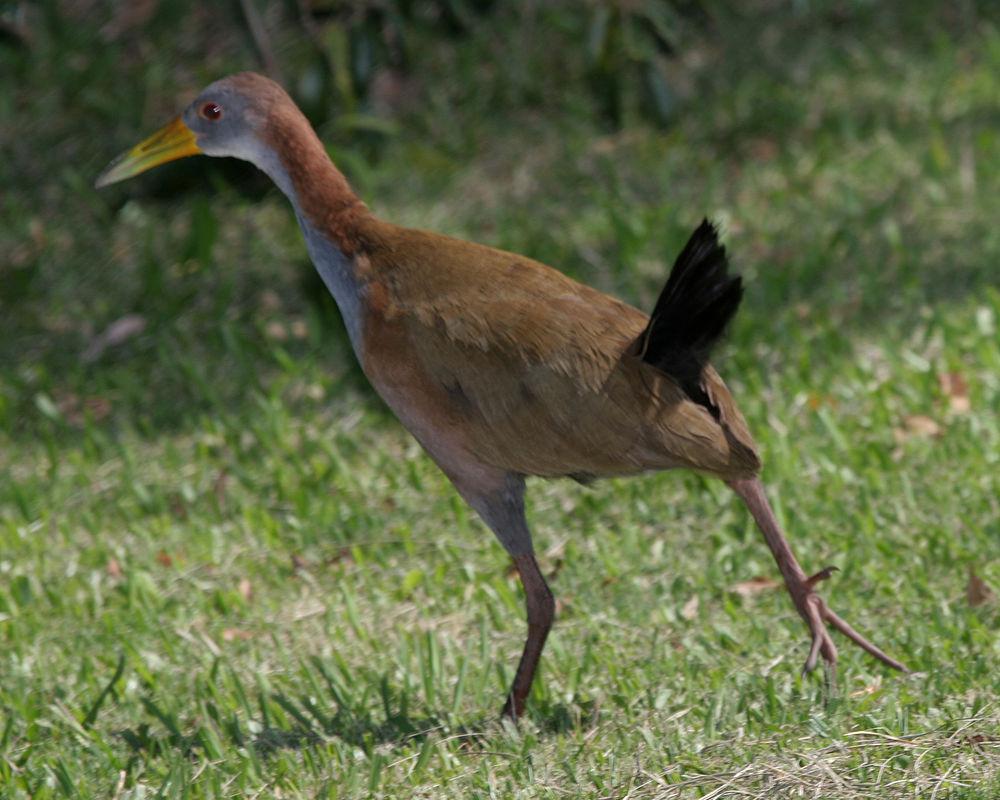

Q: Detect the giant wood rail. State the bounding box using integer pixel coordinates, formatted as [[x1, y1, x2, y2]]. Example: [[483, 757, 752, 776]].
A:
[[97, 72, 906, 720]]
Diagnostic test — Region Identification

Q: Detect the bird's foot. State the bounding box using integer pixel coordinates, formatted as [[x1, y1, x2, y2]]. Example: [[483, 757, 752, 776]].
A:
[[786, 566, 908, 677], [500, 693, 525, 723]]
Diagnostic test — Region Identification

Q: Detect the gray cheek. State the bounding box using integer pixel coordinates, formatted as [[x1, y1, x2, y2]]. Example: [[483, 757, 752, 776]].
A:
[[182, 109, 202, 134], [196, 138, 232, 158], [196, 130, 248, 162]]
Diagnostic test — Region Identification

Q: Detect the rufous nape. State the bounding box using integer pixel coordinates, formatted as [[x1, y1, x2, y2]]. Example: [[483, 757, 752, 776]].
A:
[[96, 72, 906, 721]]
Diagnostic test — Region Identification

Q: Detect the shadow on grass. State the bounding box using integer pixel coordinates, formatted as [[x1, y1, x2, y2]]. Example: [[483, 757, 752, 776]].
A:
[[114, 686, 590, 764], [114, 699, 443, 761]]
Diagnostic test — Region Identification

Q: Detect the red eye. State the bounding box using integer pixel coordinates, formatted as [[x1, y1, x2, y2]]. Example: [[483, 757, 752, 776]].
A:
[[201, 103, 223, 121]]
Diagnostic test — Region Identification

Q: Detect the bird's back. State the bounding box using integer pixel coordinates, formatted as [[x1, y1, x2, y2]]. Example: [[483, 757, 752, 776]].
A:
[[353, 217, 761, 481]]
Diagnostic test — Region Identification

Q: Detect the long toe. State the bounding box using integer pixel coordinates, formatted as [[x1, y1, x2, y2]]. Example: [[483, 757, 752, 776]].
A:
[[801, 594, 837, 673], [823, 606, 909, 672], [792, 582, 906, 674]]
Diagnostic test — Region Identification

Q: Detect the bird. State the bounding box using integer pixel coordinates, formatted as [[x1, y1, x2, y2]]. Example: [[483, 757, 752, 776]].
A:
[[96, 72, 906, 720]]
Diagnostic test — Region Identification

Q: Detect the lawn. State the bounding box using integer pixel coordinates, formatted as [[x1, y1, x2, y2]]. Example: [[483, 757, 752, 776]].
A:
[[1, 1, 998, 797]]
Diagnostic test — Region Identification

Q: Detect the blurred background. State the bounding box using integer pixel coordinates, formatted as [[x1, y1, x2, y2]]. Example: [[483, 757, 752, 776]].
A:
[[2, 2, 999, 795], [2, 0, 996, 438]]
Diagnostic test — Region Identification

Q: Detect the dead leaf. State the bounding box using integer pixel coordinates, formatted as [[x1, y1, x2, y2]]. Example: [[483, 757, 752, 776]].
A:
[[681, 595, 699, 620], [54, 393, 113, 427], [730, 576, 780, 597], [222, 628, 253, 642], [82, 314, 147, 363], [849, 678, 882, 698], [938, 372, 971, 414], [106, 558, 123, 579], [967, 568, 995, 607], [258, 289, 282, 312], [265, 321, 288, 341], [748, 137, 779, 161], [55, 392, 78, 416], [238, 578, 253, 602], [325, 547, 354, 566], [806, 393, 837, 411], [905, 414, 942, 436], [895, 414, 943, 444], [84, 396, 112, 421]]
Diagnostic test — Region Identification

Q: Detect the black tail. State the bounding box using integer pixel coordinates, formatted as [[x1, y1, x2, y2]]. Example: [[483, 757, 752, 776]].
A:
[[636, 219, 743, 408]]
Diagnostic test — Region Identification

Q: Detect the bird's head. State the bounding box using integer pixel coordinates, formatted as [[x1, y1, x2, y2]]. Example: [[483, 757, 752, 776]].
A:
[[95, 72, 297, 188]]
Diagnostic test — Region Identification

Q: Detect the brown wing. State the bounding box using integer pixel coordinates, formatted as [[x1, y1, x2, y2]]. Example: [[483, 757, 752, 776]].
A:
[[362, 223, 760, 479]]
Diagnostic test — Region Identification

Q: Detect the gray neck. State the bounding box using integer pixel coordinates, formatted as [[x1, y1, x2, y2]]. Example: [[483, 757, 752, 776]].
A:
[[293, 208, 364, 350], [246, 143, 365, 352]]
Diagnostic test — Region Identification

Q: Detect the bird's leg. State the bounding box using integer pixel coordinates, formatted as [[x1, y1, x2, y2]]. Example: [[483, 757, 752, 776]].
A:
[[500, 552, 555, 720], [727, 477, 907, 675], [443, 468, 555, 721]]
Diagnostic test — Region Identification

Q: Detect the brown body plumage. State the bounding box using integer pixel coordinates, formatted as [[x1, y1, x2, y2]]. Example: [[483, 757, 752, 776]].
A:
[[353, 221, 761, 481], [96, 72, 906, 722]]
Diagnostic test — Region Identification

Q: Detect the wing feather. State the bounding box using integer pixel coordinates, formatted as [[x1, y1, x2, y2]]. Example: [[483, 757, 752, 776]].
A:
[[363, 223, 760, 479]]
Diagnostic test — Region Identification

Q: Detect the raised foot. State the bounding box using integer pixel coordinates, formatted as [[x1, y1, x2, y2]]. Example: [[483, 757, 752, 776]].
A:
[[789, 569, 908, 676]]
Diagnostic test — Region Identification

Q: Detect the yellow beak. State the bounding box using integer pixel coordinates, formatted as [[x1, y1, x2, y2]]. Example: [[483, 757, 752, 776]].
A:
[[95, 117, 202, 188]]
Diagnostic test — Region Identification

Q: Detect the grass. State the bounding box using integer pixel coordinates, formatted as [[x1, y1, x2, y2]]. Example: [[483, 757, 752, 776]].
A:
[[2, 1, 999, 797]]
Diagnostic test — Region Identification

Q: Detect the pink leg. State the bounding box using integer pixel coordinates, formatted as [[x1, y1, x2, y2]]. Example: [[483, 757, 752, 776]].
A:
[[728, 477, 907, 675]]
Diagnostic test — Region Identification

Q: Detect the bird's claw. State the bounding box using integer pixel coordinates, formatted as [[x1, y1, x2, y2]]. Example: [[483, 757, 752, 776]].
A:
[[805, 565, 839, 588], [791, 577, 908, 678]]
